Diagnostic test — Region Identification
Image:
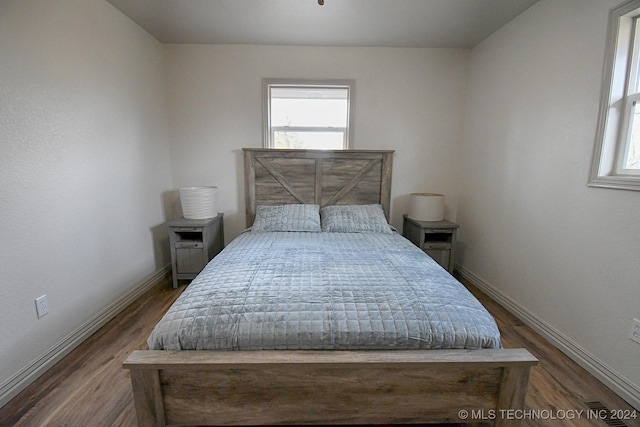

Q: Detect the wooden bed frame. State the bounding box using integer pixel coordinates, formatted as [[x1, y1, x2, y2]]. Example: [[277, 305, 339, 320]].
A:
[[124, 149, 537, 427]]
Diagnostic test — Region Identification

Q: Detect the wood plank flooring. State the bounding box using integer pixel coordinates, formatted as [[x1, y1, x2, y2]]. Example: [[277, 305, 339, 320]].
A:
[[0, 276, 637, 427]]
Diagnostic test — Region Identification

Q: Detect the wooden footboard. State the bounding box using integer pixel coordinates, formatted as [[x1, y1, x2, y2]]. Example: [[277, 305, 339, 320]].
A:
[[123, 348, 537, 427]]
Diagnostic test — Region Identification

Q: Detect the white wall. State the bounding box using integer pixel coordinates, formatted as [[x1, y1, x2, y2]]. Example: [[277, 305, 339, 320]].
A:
[[459, 0, 640, 406], [0, 0, 172, 401], [164, 44, 470, 239]]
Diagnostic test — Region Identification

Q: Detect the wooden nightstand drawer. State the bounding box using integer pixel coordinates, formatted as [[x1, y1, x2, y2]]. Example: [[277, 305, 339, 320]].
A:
[[175, 241, 203, 249], [168, 214, 225, 288], [424, 228, 451, 234], [176, 249, 207, 274], [172, 227, 201, 232], [423, 242, 452, 250]]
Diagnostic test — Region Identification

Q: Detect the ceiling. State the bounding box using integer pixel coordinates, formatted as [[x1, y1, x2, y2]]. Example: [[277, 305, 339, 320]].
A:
[[105, 0, 540, 49]]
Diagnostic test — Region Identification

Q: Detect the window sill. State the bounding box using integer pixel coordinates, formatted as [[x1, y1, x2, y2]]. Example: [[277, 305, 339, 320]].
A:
[[588, 174, 640, 191]]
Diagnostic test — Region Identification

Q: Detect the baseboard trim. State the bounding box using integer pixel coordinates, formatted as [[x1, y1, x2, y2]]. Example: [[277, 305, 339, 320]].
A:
[[0, 264, 171, 408], [455, 265, 640, 410]]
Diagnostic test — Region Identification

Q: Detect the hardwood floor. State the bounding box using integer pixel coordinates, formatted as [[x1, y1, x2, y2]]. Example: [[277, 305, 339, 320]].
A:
[[0, 278, 185, 427], [0, 276, 637, 427]]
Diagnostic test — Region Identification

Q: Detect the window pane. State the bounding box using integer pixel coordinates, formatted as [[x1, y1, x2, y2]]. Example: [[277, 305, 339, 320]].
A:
[[271, 98, 347, 127], [264, 80, 353, 149], [588, 1, 640, 189], [626, 101, 640, 169], [632, 17, 640, 94], [274, 131, 345, 150]]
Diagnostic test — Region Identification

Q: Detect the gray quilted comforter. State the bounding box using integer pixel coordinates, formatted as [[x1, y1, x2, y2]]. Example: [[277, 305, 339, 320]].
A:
[[148, 231, 502, 350]]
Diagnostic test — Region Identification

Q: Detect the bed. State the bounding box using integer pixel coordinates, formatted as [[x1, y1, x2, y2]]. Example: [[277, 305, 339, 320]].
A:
[[124, 148, 537, 427]]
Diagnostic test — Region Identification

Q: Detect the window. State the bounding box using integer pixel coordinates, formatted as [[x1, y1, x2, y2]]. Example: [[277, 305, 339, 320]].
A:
[[263, 79, 354, 149], [590, 0, 640, 190]]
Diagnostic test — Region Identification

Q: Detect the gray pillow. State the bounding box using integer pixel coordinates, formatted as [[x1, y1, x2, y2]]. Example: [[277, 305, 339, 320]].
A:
[[252, 204, 321, 232], [321, 204, 392, 233]]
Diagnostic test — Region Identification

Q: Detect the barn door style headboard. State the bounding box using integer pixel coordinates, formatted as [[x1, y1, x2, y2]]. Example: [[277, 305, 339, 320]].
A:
[[243, 149, 394, 227]]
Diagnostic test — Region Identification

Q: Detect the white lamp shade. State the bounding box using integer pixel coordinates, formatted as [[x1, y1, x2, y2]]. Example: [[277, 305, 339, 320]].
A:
[[407, 193, 445, 222], [179, 186, 218, 219]]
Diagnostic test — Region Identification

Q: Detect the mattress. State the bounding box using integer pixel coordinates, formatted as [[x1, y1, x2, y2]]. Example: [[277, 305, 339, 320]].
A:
[[148, 231, 502, 350]]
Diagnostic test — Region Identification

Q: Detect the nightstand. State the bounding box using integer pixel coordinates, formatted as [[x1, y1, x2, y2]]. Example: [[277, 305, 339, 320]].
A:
[[402, 215, 459, 273], [168, 214, 224, 288]]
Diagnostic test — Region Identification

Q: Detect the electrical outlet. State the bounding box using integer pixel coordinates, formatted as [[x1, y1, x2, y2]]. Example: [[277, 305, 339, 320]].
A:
[[35, 295, 48, 319], [630, 319, 640, 345]]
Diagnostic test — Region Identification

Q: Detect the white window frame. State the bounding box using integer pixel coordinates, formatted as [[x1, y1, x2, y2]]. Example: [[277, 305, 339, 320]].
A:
[[590, 0, 640, 190], [262, 79, 355, 149]]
